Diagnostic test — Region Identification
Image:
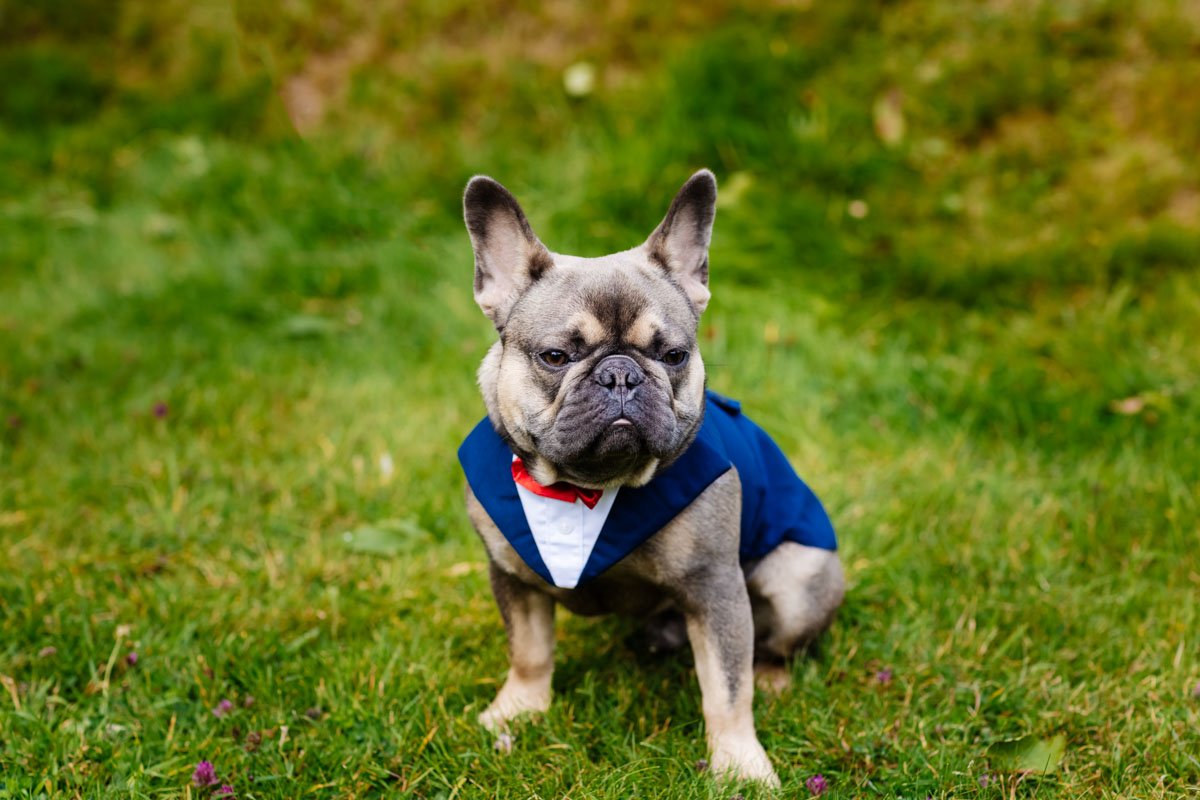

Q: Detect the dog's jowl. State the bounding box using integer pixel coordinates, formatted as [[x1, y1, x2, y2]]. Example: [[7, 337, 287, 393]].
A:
[[458, 170, 845, 786]]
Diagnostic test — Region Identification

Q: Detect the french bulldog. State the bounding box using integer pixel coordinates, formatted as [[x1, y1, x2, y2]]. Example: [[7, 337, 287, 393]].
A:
[[457, 170, 845, 786]]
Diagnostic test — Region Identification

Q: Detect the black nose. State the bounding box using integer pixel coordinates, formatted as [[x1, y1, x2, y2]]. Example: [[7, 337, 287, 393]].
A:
[[593, 355, 644, 396]]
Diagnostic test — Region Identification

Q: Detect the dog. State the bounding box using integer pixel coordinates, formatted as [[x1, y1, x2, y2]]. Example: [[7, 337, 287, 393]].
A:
[[457, 170, 845, 785]]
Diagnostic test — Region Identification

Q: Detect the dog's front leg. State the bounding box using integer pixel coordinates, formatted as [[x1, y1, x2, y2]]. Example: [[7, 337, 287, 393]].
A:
[[478, 562, 556, 730], [680, 566, 780, 787]]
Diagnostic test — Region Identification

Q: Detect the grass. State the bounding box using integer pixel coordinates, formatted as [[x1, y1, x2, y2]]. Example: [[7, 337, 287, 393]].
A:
[[1, 0, 1199, 796]]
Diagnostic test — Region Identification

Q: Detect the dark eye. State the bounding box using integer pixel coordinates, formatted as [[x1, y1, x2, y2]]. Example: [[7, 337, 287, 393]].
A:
[[538, 349, 570, 368], [662, 349, 689, 367]]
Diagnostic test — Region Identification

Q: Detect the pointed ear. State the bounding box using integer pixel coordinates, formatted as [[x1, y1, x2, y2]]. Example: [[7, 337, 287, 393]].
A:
[[463, 176, 555, 329], [645, 169, 717, 315]]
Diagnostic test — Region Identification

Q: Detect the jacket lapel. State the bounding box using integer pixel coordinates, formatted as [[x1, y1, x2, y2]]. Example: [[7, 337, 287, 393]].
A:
[[577, 421, 732, 584], [458, 419, 555, 586]]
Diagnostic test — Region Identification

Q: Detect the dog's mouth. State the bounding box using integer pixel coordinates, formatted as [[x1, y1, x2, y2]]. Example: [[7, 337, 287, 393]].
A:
[[549, 418, 650, 485], [590, 417, 646, 457]]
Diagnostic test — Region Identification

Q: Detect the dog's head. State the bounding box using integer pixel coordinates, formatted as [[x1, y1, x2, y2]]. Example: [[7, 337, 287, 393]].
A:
[[464, 171, 717, 489]]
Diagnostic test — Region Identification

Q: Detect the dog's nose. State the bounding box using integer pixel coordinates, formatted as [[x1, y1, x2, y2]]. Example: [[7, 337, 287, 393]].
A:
[[593, 355, 644, 396]]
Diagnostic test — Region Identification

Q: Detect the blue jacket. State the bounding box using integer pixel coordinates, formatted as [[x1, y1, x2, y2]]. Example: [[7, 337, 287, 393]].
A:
[[459, 390, 837, 588]]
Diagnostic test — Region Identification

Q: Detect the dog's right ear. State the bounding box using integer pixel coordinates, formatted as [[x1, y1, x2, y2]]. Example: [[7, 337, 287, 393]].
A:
[[463, 176, 554, 329], [644, 170, 718, 316]]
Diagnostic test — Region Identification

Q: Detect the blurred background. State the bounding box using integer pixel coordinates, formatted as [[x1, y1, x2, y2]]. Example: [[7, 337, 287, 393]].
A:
[[1, 1, 1198, 796]]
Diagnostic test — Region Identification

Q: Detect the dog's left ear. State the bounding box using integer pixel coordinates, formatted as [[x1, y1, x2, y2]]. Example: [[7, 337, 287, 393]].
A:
[[463, 176, 555, 329], [645, 169, 718, 315]]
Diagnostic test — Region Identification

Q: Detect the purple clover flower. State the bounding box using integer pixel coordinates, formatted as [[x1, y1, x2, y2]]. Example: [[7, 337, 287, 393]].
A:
[[192, 761, 218, 787], [212, 699, 234, 718], [215, 786, 235, 797], [806, 773, 828, 795], [126, 651, 138, 666], [153, 402, 169, 419], [876, 667, 893, 685]]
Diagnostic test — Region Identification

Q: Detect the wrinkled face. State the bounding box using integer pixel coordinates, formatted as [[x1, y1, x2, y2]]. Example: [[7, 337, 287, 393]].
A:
[[464, 170, 718, 488], [485, 256, 706, 488]]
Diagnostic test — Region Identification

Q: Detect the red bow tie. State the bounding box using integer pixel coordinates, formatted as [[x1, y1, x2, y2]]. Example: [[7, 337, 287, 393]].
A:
[[512, 458, 604, 510]]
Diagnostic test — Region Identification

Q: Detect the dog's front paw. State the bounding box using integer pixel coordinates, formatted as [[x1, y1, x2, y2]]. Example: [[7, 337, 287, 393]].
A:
[[477, 678, 552, 731], [710, 736, 781, 788]]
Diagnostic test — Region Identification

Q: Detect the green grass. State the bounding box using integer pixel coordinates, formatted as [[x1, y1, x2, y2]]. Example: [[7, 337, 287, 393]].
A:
[[2, 1, 1199, 797]]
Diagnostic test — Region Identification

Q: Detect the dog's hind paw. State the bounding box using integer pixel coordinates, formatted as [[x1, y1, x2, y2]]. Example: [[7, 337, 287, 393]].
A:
[[753, 661, 792, 695]]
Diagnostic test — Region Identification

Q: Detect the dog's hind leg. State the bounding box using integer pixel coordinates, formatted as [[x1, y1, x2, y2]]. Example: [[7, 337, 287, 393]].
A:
[[641, 608, 689, 654], [745, 541, 845, 664]]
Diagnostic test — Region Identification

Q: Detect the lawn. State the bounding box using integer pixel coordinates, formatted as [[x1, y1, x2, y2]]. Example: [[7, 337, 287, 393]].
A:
[[1, 1, 1198, 797]]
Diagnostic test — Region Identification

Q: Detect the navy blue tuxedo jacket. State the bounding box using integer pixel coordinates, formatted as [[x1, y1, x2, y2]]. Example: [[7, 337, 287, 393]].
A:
[[459, 391, 837, 588]]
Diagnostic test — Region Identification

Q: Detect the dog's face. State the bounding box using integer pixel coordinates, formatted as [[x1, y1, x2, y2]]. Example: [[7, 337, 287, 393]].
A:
[[464, 171, 718, 489]]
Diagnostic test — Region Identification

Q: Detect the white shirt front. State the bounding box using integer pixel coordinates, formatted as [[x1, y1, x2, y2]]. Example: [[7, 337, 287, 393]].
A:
[[513, 476, 619, 589]]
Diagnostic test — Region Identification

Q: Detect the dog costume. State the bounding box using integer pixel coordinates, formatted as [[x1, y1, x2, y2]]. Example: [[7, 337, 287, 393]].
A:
[[459, 391, 837, 589]]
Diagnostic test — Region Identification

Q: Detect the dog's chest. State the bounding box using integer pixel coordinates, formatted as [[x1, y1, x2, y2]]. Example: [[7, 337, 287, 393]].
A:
[[466, 486, 688, 615], [514, 486, 620, 589]]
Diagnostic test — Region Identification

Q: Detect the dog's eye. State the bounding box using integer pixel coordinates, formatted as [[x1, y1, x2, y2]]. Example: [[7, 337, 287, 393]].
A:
[[538, 349, 570, 368], [662, 349, 689, 367]]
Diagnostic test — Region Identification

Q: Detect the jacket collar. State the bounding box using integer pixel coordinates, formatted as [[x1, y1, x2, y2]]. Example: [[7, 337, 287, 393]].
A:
[[459, 411, 731, 587]]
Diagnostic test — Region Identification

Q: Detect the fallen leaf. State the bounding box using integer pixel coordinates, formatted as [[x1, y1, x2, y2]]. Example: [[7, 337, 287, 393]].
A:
[[873, 89, 905, 146], [0, 511, 28, 527], [341, 519, 428, 556], [987, 733, 1066, 774], [717, 171, 754, 209], [1110, 396, 1145, 415], [281, 315, 339, 339]]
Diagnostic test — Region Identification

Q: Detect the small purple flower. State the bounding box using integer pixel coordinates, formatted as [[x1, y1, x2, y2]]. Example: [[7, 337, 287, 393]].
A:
[[214, 786, 235, 797], [153, 401, 169, 419], [806, 774, 828, 795], [192, 761, 219, 787], [126, 651, 138, 666], [212, 699, 234, 718], [876, 667, 893, 685], [979, 773, 993, 788]]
